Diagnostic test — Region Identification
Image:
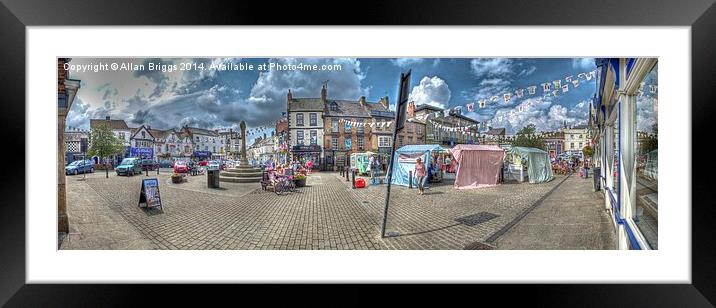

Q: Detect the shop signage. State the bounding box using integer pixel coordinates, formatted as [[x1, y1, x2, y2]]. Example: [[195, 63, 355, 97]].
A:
[[130, 147, 153, 157], [193, 150, 211, 158], [138, 178, 162, 210], [292, 145, 321, 152]]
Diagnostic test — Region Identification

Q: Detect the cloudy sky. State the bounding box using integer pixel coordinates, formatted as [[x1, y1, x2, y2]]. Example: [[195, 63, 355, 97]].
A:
[[64, 57, 653, 137]]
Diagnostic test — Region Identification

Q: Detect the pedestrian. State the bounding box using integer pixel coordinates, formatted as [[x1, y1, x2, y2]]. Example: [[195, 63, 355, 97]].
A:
[[414, 157, 426, 195], [306, 159, 313, 174]]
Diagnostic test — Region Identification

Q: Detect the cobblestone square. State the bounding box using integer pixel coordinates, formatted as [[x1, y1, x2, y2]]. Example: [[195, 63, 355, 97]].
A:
[[60, 169, 614, 250]]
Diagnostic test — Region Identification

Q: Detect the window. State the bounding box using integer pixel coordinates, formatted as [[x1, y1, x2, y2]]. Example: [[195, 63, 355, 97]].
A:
[[344, 119, 351, 131], [296, 113, 304, 126], [344, 138, 352, 150], [310, 130, 317, 145], [141, 131, 146, 138], [399, 136, 404, 147], [310, 113, 317, 126], [579, 142, 583, 149], [297, 131, 304, 145], [332, 118, 339, 133], [332, 136, 338, 150], [571, 142, 575, 149], [357, 119, 364, 133], [357, 137, 364, 150], [330, 102, 338, 111], [635, 63, 658, 249], [379, 136, 391, 147]]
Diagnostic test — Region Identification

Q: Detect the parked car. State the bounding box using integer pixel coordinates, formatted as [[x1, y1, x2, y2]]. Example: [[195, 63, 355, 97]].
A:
[[115, 158, 143, 176], [65, 159, 94, 175], [207, 160, 221, 171], [173, 160, 189, 173], [141, 159, 159, 171], [159, 160, 174, 168], [198, 160, 209, 166]]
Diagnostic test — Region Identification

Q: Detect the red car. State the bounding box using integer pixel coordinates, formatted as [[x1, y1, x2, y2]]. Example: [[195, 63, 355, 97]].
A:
[[198, 161, 208, 166], [173, 161, 189, 173]]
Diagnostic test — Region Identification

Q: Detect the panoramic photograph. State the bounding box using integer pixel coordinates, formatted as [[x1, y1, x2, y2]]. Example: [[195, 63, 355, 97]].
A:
[[56, 57, 658, 250]]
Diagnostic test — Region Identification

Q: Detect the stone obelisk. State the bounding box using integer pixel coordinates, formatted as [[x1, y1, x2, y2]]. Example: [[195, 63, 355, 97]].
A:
[[219, 120, 262, 183], [239, 120, 249, 166]]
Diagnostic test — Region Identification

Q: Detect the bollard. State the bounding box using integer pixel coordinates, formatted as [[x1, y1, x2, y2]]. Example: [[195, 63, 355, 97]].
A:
[[345, 167, 350, 182], [409, 170, 413, 189], [145, 167, 149, 176], [351, 169, 356, 189], [157, 165, 160, 175]]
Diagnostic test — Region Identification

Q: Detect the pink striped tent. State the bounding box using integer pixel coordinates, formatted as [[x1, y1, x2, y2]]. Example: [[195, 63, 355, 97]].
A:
[[450, 144, 506, 189]]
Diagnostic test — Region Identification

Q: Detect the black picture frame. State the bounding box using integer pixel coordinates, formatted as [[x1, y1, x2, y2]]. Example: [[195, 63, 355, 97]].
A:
[[1, 0, 714, 305]]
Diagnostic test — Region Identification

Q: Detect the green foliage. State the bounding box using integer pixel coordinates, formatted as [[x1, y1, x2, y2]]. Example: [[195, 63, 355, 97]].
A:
[[512, 124, 546, 150], [582, 145, 595, 157], [88, 123, 125, 160]]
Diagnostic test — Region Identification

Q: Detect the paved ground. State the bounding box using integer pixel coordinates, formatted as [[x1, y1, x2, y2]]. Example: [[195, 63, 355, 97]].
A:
[[60, 168, 614, 250], [493, 174, 617, 250]]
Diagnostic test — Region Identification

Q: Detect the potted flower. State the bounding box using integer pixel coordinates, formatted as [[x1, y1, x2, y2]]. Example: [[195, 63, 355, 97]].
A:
[[293, 173, 307, 187], [171, 172, 183, 184]]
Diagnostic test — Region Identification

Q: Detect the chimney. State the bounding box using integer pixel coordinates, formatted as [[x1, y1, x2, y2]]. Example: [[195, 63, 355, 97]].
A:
[[321, 84, 327, 102], [379, 96, 389, 109], [287, 89, 293, 102], [407, 101, 415, 117], [359, 96, 366, 107]]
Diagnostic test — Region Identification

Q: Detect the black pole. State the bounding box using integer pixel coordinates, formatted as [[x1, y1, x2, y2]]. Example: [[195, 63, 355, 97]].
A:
[[408, 170, 413, 189], [345, 166, 349, 182], [351, 169, 356, 189], [381, 127, 399, 238]]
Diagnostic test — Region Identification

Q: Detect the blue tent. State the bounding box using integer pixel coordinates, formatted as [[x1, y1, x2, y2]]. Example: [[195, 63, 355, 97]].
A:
[[386, 144, 445, 187]]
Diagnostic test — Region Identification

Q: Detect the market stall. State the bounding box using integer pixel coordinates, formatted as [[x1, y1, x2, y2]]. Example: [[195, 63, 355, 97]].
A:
[[505, 146, 554, 184], [386, 144, 443, 187], [350, 151, 375, 175], [450, 144, 505, 189]]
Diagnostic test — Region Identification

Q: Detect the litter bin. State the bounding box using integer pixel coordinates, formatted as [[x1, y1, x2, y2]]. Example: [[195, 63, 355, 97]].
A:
[[593, 167, 601, 191], [207, 169, 220, 188]]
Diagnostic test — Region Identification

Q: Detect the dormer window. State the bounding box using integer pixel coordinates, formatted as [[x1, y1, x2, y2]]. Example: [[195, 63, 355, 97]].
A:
[[330, 102, 338, 111]]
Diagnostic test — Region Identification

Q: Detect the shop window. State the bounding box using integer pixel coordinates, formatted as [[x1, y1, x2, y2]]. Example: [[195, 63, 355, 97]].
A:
[[635, 63, 658, 249], [332, 119, 339, 133]]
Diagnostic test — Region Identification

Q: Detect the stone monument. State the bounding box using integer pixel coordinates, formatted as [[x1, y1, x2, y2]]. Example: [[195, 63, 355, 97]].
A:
[[219, 121, 262, 183]]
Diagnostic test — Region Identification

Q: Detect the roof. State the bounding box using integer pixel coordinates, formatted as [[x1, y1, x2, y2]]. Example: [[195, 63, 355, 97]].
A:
[[395, 144, 444, 154], [90, 119, 130, 130], [484, 128, 506, 136], [289, 98, 325, 111], [325, 99, 390, 118], [414, 104, 479, 125], [183, 126, 219, 137], [149, 129, 170, 140], [451, 144, 504, 152]]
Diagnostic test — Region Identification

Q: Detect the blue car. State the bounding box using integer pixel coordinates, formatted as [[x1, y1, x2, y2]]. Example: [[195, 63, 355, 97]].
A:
[[65, 159, 94, 175], [115, 157, 143, 176]]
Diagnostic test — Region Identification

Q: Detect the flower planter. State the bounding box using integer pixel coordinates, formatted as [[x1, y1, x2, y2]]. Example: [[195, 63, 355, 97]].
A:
[[171, 175, 183, 184], [294, 178, 306, 187]]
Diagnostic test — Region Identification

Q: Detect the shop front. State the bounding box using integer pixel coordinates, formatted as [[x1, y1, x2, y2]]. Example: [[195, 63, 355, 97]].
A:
[[592, 58, 658, 250], [291, 145, 323, 170]]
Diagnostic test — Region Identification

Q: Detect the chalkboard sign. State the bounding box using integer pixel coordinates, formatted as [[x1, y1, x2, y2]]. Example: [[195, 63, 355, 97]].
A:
[[139, 178, 162, 210]]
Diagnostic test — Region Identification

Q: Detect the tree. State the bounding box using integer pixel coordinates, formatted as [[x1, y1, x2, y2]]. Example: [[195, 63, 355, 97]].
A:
[[582, 144, 594, 157], [512, 124, 546, 150], [88, 123, 125, 178]]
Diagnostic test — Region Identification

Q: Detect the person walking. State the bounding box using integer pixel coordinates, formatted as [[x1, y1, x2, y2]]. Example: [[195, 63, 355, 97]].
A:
[[414, 157, 427, 195]]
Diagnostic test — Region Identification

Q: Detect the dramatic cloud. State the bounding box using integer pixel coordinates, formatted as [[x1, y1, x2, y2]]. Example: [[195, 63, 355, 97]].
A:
[[470, 58, 516, 79], [572, 58, 595, 70], [65, 97, 91, 130], [408, 76, 451, 109], [486, 98, 590, 134], [245, 58, 367, 126]]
